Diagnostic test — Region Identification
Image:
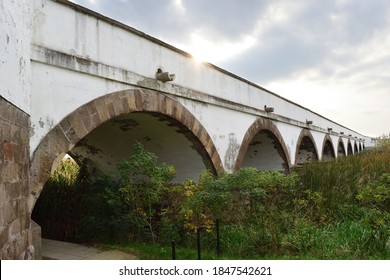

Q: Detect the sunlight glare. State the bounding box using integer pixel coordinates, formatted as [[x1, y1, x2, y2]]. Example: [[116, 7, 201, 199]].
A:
[[183, 32, 256, 64]]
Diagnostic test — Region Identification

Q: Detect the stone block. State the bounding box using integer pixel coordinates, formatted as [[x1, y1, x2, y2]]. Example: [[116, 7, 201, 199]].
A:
[[21, 163, 29, 182], [50, 125, 71, 153], [3, 141, 13, 161], [110, 93, 125, 115], [78, 108, 94, 132], [5, 182, 21, 201], [0, 161, 20, 182], [0, 99, 11, 121], [0, 208, 3, 227], [10, 218, 21, 237], [19, 199, 28, 218], [0, 226, 8, 248], [93, 97, 110, 123], [18, 126, 29, 146], [64, 110, 88, 141], [127, 91, 138, 111], [20, 212, 30, 234], [20, 113, 30, 130], [0, 142, 3, 164], [10, 124, 21, 143], [0, 122, 11, 142], [133, 90, 143, 111], [85, 101, 103, 129], [120, 95, 130, 113], [30, 149, 55, 182], [3, 201, 18, 226], [0, 183, 6, 207], [31, 221, 41, 259], [106, 100, 116, 118]]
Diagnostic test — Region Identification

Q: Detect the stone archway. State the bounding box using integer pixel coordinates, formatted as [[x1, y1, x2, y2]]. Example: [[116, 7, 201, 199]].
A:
[[354, 142, 359, 154], [322, 135, 335, 161], [29, 89, 223, 211], [347, 140, 353, 155], [337, 138, 346, 157], [295, 129, 319, 165], [234, 118, 290, 172]]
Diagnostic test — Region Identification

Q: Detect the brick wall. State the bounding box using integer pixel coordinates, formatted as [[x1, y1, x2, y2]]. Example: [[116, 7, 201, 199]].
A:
[[0, 96, 36, 259]]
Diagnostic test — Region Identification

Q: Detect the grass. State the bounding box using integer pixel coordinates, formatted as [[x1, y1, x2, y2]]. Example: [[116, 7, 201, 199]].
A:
[[100, 241, 220, 260]]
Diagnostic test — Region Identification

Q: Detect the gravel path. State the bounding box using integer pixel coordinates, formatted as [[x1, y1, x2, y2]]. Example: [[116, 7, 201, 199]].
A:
[[42, 238, 138, 260]]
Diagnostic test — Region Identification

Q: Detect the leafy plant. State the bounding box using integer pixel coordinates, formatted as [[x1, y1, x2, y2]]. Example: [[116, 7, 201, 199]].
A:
[[117, 142, 176, 243]]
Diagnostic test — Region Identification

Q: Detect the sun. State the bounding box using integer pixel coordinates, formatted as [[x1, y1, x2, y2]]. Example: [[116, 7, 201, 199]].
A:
[[180, 32, 256, 64]]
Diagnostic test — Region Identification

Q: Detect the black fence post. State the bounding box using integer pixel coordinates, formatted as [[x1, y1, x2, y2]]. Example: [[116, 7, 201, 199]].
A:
[[197, 229, 201, 260], [172, 240, 176, 260], [216, 219, 220, 258]]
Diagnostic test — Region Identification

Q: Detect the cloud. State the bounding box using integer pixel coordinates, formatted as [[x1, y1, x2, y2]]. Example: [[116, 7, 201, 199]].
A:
[[73, 0, 269, 43]]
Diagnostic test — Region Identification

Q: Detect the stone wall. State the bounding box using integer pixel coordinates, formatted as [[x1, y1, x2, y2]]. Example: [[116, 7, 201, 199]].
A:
[[0, 97, 36, 259]]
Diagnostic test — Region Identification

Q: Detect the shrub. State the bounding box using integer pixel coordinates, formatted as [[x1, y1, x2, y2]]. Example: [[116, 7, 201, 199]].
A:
[[34, 141, 390, 259], [357, 173, 390, 211]]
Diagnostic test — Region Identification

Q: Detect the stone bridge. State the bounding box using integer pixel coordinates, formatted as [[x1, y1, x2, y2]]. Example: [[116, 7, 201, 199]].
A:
[[0, 0, 373, 259]]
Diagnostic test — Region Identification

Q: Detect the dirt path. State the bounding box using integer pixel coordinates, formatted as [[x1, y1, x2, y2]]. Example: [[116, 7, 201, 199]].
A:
[[42, 238, 138, 260]]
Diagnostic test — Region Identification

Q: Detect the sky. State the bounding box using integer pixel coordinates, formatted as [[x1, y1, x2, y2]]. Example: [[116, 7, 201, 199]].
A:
[[71, 0, 390, 137]]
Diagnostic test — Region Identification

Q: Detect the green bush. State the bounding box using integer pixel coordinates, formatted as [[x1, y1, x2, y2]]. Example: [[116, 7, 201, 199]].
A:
[[357, 173, 390, 210], [34, 141, 390, 259]]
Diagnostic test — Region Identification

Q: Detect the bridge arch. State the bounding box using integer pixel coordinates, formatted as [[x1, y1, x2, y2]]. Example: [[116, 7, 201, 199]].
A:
[[29, 89, 223, 211], [347, 140, 353, 155], [322, 135, 336, 161], [295, 129, 319, 165], [234, 118, 291, 172], [337, 138, 346, 158], [354, 142, 359, 154]]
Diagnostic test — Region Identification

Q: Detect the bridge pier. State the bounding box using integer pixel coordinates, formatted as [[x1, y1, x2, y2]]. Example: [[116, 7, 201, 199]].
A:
[[0, 98, 35, 259]]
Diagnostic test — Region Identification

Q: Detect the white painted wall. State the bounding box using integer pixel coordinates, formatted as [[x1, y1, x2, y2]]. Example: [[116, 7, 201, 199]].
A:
[[0, 0, 32, 113], [29, 0, 371, 172]]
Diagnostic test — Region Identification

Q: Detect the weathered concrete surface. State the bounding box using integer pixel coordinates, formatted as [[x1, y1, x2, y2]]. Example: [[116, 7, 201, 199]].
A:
[[0, 0, 32, 114]]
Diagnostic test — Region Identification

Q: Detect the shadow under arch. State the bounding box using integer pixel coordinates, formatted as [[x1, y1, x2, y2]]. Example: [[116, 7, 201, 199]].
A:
[[29, 89, 224, 211], [322, 134, 336, 161], [347, 140, 353, 155], [234, 118, 291, 172], [295, 129, 319, 165], [337, 137, 346, 157], [354, 142, 359, 154]]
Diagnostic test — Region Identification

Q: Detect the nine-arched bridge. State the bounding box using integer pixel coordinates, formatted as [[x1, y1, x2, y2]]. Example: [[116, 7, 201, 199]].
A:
[[0, 0, 373, 259]]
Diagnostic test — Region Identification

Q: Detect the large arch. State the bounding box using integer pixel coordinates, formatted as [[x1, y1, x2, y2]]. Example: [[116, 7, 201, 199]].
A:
[[322, 135, 336, 161], [29, 89, 223, 211], [337, 138, 346, 158], [295, 129, 319, 165], [234, 118, 291, 172]]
